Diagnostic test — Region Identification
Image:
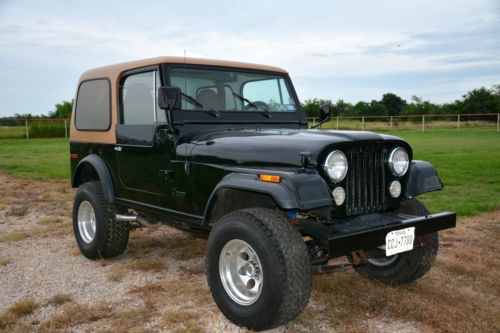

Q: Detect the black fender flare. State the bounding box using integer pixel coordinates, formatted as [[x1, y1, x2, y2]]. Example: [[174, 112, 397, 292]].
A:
[[72, 154, 115, 203], [202, 172, 332, 224], [404, 160, 443, 198]]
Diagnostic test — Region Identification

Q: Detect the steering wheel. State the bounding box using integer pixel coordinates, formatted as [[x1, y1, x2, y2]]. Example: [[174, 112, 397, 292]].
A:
[[244, 101, 269, 111]]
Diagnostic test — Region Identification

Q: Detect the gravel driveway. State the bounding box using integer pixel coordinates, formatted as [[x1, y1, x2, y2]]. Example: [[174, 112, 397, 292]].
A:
[[1, 173, 499, 332]]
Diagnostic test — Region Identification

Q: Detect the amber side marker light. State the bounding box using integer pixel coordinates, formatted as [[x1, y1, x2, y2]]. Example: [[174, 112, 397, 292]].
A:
[[259, 174, 281, 183]]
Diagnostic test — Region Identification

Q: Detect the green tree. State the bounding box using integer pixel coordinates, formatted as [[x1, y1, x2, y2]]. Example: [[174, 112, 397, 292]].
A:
[[404, 96, 439, 115], [367, 100, 389, 116], [352, 101, 369, 116], [334, 99, 352, 116], [49, 100, 73, 118], [301, 98, 332, 117], [460, 87, 500, 114], [381, 93, 406, 116]]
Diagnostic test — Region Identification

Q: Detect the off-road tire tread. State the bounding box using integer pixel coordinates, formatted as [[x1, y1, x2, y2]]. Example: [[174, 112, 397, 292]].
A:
[[79, 181, 129, 258], [206, 208, 311, 331]]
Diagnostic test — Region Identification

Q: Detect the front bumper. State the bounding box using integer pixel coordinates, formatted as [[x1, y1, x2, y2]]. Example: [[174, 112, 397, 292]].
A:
[[300, 211, 456, 258]]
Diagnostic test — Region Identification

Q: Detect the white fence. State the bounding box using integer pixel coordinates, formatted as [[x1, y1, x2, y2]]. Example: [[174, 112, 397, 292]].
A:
[[308, 113, 500, 132], [0, 118, 70, 139], [1, 113, 499, 139]]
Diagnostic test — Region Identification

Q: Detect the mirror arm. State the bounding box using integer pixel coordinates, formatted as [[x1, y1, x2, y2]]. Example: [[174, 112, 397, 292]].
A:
[[311, 117, 331, 129]]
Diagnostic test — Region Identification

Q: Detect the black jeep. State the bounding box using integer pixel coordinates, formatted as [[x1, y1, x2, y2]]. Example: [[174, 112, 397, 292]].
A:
[[70, 56, 456, 331]]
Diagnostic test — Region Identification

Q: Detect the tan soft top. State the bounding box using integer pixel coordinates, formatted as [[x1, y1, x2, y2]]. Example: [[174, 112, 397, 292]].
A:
[[71, 57, 287, 144], [80, 56, 287, 81]]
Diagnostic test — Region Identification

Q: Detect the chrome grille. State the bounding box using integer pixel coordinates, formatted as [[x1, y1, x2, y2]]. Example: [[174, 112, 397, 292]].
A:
[[345, 147, 387, 216]]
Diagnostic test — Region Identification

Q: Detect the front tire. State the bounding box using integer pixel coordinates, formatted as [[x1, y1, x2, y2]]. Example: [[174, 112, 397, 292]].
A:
[[355, 198, 439, 284], [72, 181, 129, 259], [206, 208, 311, 331]]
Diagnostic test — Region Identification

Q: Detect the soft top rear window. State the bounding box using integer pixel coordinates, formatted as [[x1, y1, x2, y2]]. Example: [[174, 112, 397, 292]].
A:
[[75, 79, 111, 131]]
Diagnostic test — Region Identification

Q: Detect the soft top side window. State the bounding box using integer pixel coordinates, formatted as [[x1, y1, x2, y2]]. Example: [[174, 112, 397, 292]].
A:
[[75, 79, 111, 131]]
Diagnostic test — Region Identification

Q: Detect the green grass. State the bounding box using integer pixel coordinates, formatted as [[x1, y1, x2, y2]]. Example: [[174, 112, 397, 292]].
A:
[[0, 126, 25, 139], [0, 138, 69, 179], [0, 128, 498, 217], [385, 128, 500, 217]]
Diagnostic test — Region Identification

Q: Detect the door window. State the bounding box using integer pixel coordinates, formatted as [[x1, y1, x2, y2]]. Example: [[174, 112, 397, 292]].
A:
[[122, 71, 165, 124]]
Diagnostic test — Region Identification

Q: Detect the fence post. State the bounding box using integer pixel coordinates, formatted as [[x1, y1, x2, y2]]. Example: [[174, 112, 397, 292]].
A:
[[336, 116, 339, 130], [362, 117, 365, 131], [422, 115, 425, 132], [390, 116, 393, 129], [25, 119, 29, 140], [497, 114, 499, 132], [457, 115, 460, 131], [64, 119, 68, 138]]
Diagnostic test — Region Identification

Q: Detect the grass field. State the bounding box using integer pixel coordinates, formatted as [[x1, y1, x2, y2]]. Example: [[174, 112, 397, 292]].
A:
[[0, 126, 25, 139], [0, 128, 498, 217], [0, 138, 69, 180], [394, 128, 500, 216]]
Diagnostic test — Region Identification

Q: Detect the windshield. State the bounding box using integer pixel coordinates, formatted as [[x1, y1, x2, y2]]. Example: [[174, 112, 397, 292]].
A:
[[168, 67, 298, 112]]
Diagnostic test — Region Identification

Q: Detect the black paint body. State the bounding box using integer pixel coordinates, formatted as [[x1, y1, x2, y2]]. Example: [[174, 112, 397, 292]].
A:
[[71, 63, 455, 256]]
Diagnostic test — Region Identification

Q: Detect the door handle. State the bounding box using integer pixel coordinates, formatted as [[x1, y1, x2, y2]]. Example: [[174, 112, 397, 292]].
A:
[[114, 146, 122, 152]]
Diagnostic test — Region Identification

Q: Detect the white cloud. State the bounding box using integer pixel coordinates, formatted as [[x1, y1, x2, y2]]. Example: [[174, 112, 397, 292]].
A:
[[0, 0, 499, 115]]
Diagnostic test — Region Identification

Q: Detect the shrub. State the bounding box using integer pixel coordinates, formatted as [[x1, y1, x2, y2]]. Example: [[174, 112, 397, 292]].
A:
[[28, 123, 66, 138]]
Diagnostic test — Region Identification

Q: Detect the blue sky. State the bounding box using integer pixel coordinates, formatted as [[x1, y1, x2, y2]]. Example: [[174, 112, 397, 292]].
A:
[[0, 0, 499, 116]]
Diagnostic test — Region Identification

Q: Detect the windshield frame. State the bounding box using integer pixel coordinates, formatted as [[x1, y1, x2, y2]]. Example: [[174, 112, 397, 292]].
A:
[[164, 64, 301, 115]]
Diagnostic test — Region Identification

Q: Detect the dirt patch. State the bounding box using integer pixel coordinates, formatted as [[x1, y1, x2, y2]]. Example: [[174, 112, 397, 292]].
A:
[[0, 172, 499, 332]]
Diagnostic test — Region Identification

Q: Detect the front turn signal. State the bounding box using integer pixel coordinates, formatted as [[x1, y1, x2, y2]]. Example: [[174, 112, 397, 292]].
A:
[[259, 174, 281, 183]]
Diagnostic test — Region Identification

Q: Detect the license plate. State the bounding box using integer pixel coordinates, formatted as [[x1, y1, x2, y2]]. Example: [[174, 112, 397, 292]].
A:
[[385, 227, 415, 256]]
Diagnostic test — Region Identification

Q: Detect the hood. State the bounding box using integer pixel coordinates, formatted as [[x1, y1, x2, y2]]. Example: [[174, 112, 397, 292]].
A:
[[188, 128, 406, 168]]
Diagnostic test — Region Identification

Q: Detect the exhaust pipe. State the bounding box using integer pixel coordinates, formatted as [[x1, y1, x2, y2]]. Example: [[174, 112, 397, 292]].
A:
[[116, 214, 161, 228], [116, 214, 137, 222]]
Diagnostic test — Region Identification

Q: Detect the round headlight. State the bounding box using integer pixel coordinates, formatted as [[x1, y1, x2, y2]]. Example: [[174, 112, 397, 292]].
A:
[[388, 147, 409, 176], [324, 150, 348, 182]]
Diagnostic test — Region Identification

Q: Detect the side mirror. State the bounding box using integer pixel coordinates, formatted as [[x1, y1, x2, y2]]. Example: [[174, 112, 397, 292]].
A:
[[319, 104, 331, 122], [311, 104, 332, 129], [158, 86, 181, 110]]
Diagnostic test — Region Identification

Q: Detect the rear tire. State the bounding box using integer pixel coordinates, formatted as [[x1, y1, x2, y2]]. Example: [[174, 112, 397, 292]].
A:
[[206, 208, 311, 331], [72, 181, 129, 259], [355, 198, 439, 284]]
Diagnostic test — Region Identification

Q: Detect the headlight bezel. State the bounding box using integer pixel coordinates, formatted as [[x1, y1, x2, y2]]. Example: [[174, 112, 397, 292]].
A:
[[323, 150, 348, 182], [388, 147, 409, 176]]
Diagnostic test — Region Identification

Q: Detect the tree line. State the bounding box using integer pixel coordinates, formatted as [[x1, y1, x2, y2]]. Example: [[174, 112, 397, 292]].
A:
[[2, 83, 500, 121], [301, 84, 500, 118]]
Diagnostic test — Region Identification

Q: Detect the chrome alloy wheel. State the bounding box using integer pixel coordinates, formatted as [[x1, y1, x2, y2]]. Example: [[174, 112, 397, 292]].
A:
[[77, 200, 96, 244], [219, 239, 263, 306]]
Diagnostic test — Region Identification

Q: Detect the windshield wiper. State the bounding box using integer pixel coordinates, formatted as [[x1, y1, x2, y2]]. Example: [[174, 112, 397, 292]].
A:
[[232, 92, 273, 118], [232, 92, 259, 109], [181, 93, 221, 118]]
